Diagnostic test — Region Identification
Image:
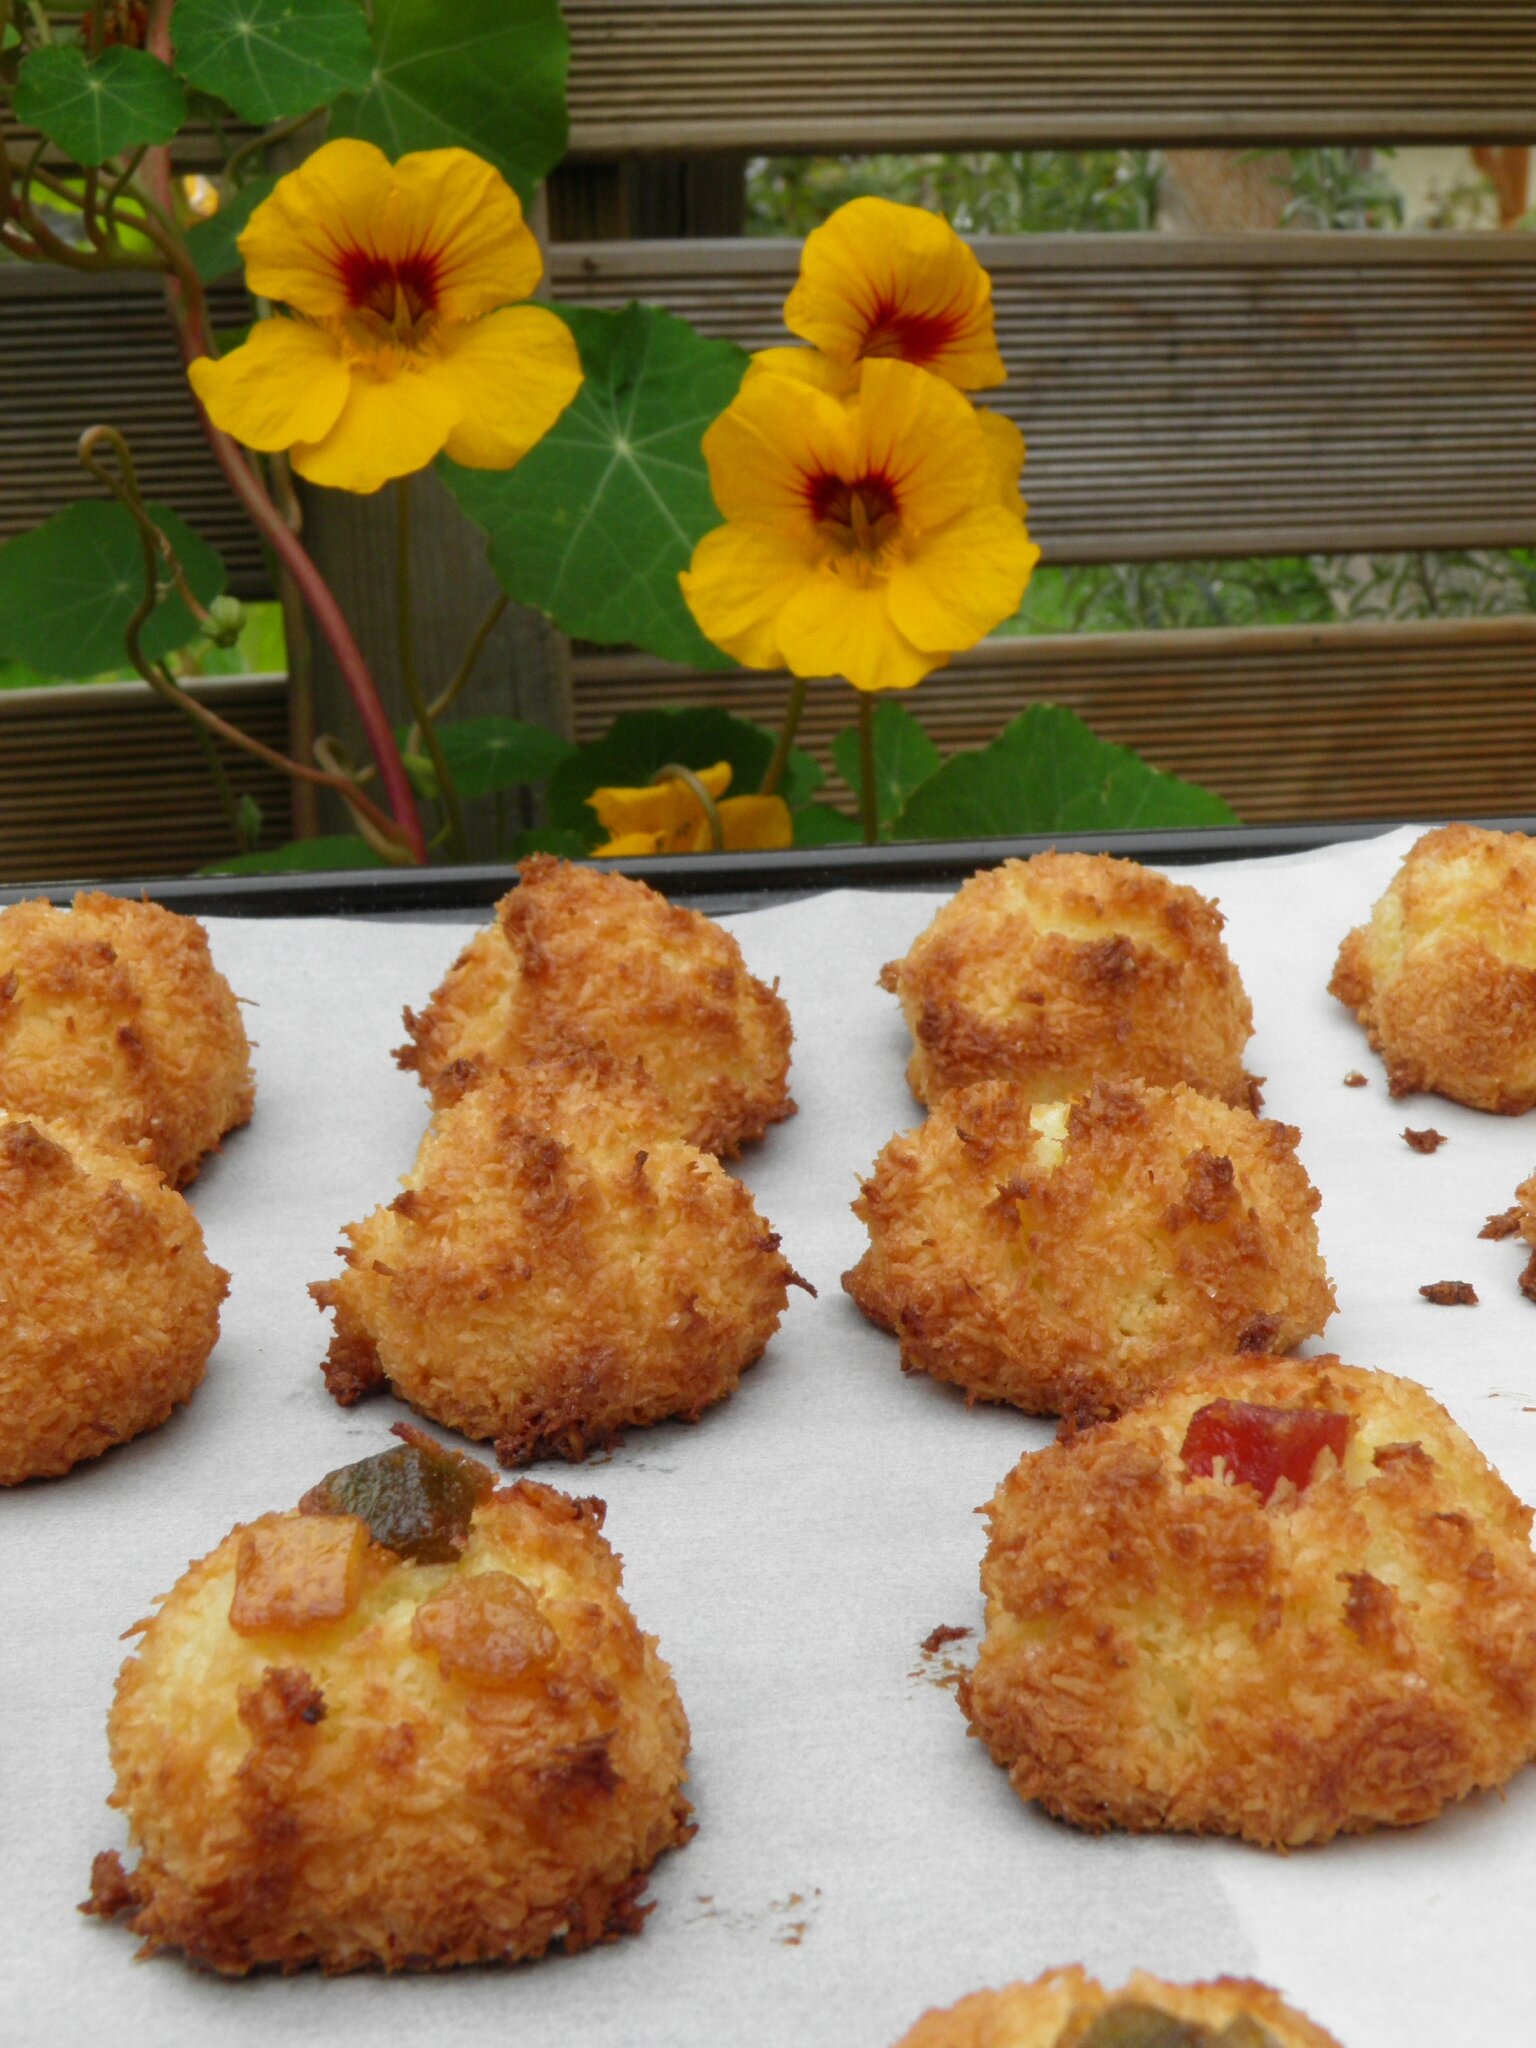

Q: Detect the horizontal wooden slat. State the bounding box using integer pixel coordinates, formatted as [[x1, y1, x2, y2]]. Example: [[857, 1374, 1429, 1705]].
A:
[[566, 1, 1536, 152], [552, 233, 1536, 562], [0, 677, 292, 882], [572, 617, 1536, 825], [0, 268, 268, 599]]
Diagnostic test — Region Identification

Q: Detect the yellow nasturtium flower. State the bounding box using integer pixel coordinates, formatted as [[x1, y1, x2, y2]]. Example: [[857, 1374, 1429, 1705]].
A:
[[680, 358, 1039, 694], [783, 196, 1007, 392], [188, 140, 583, 495], [588, 763, 793, 857]]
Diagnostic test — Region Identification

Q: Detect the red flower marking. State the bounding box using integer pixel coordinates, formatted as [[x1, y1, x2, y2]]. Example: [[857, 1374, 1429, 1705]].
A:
[[859, 297, 963, 366], [338, 247, 441, 325], [1181, 1398, 1350, 1504]]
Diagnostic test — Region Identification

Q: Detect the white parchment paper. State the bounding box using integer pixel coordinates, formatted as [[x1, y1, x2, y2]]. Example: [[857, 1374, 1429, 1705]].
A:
[[6, 826, 1536, 2047]]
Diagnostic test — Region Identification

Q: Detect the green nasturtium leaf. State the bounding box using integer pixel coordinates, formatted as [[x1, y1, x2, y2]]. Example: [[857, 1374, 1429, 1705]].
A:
[[434, 717, 575, 799], [14, 43, 186, 165], [0, 501, 225, 679], [545, 707, 818, 848], [184, 172, 277, 283], [507, 826, 591, 861], [331, 0, 567, 205], [174, 0, 373, 122], [791, 803, 862, 848], [199, 834, 389, 874], [441, 304, 750, 670], [831, 699, 942, 834], [890, 704, 1239, 841]]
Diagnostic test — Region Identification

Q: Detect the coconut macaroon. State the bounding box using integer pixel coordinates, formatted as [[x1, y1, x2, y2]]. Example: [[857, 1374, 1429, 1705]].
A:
[[878, 852, 1257, 1110], [85, 1431, 694, 1974], [892, 1966, 1343, 2048], [397, 855, 793, 1157], [0, 1111, 227, 1485], [1331, 823, 1536, 1113], [845, 1080, 1333, 1422], [962, 1355, 1536, 1849], [313, 1056, 802, 1463], [0, 891, 253, 1184]]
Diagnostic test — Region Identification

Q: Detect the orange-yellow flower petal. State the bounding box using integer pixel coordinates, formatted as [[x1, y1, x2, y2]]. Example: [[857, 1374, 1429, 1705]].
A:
[[593, 830, 669, 858], [700, 373, 852, 535], [719, 795, 793, 852], [188, 317, 350, 452], [848, 358, 998, 535], [436, 306, 583, 469], [238, 137, 393, 318], [976, 407, 1027, 516], [679, 525, 808, 671], [776, 576, 934, 694], [380, 149, 542, 321], [887, 508, 1041, 653], [742, 346, 859, 399], [785, 196, 1007, 392], [289, 364, 462, 494]]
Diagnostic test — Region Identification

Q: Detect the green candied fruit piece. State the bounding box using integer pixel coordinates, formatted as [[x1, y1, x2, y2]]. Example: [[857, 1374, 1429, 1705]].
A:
[[1073, 2010, 1212, 2048], [1070, 2009, 1280, 2048], [300, 1426, 496, 1563]]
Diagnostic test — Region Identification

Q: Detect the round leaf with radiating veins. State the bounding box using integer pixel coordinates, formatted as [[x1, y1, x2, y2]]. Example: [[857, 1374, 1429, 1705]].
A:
[[441, 304, 750, 670], [174, 0, 373, 123], [14, 43, 186, 165], [0, 502, 225, 679], [331, 0, 567, 205]]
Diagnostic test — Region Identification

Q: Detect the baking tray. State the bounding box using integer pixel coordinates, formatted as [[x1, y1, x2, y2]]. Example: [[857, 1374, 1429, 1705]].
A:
[[7, 821, 1536, 2048]]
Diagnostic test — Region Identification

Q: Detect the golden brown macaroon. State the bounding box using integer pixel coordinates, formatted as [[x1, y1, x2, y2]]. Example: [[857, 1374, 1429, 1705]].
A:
[[397, 854, 793, 1157], [962, 1355, 1536, 1849], [0, 1110, 228, 1485], [892, 1966, 1342, 2048], [312, 1057, 802, 1463], [0, 891, 254, 1184], [1331, 823, 1536, 1114], [85, 1432, 693, 1974], [845, 1080, 1334, 1422], [879, 852, 1257, 1111]]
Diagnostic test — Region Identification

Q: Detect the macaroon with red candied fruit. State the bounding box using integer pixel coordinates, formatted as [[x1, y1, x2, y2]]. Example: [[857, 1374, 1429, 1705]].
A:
[[961, 1356, 1536, 1848], [85, 1428, 694, 1974]]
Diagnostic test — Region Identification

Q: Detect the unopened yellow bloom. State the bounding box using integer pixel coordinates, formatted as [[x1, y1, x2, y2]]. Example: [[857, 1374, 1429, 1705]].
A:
[[589, 763, 793, 857], [680, 359, 1039, 693], [784, 196, 1006, 393], [188, 139, 582, 495]]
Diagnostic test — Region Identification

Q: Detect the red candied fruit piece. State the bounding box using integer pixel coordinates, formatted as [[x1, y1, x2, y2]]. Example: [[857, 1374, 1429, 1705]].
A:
[[1180, 1399, 1350, 1503]]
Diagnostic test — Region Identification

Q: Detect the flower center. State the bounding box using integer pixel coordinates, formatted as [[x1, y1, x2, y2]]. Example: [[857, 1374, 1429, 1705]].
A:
[[337, 247, 441, 346], [808, 472, 902, 561], [859, 299, 960, 366]]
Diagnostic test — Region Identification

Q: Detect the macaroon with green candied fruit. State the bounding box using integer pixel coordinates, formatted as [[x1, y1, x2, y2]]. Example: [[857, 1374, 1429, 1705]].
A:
[[891, 1965, 1344, 2047], [84, 1427, 694, 1974]]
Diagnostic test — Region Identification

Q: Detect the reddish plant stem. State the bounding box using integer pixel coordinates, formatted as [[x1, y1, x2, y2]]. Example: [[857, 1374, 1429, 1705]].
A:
[[140, 0, 427, 862]]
